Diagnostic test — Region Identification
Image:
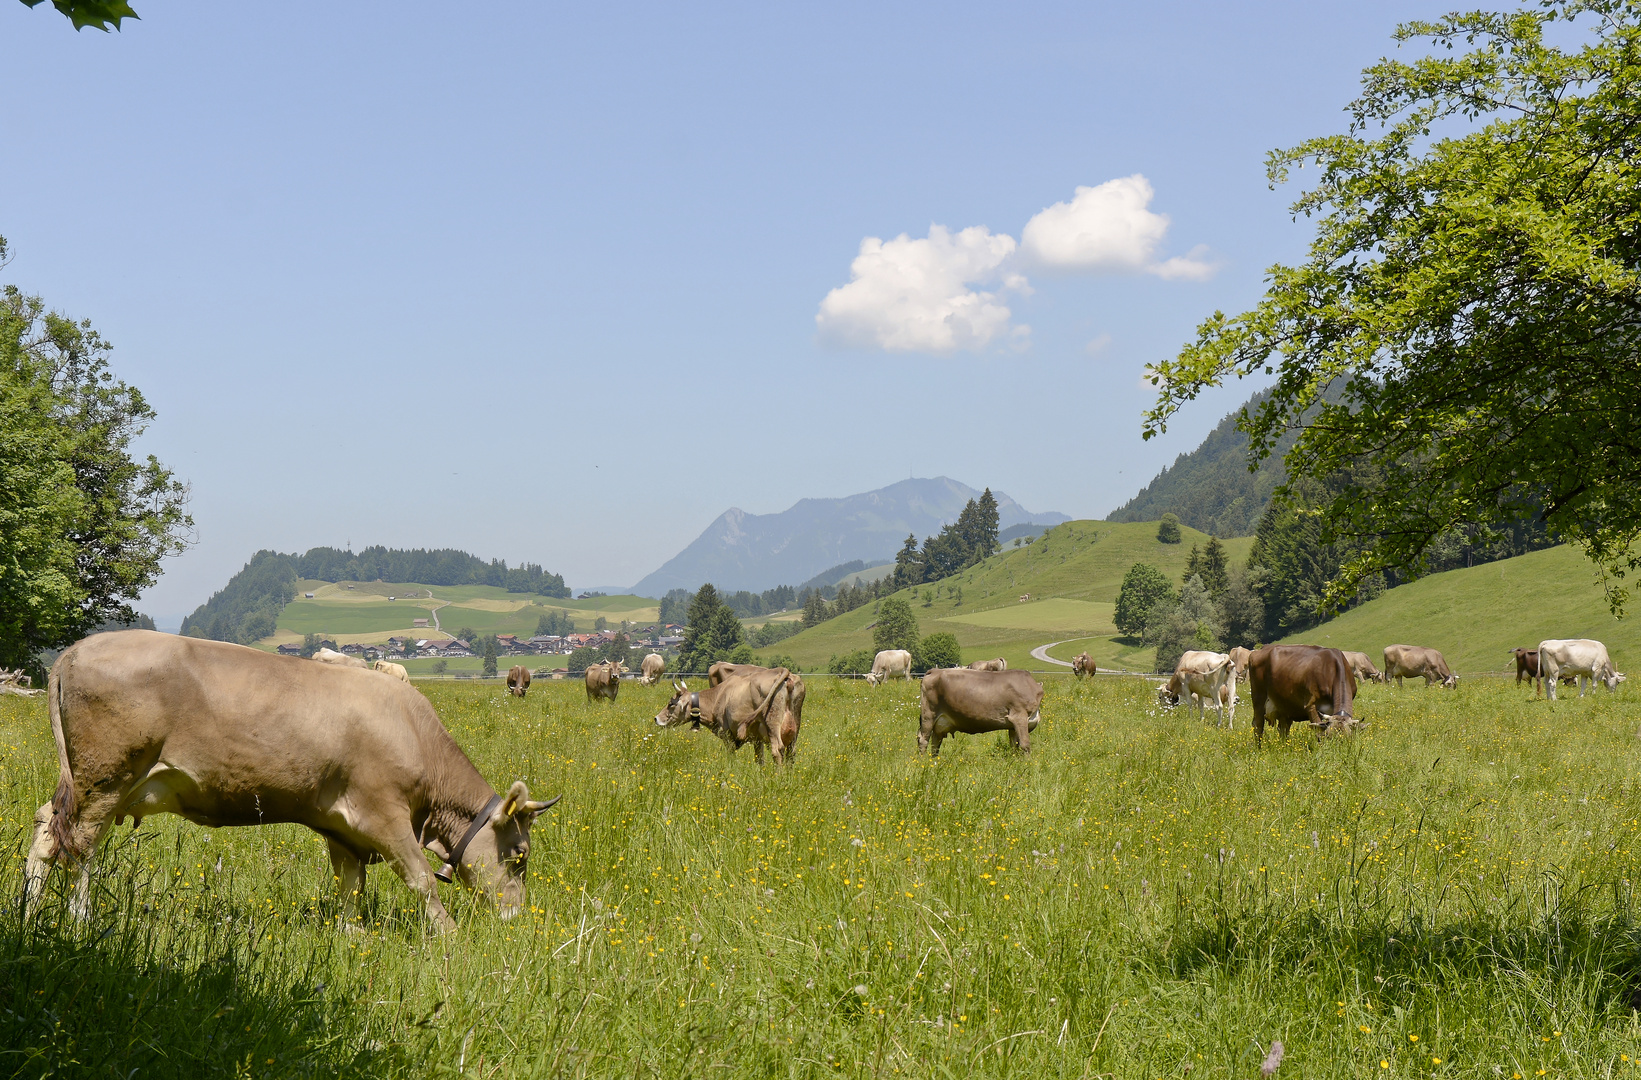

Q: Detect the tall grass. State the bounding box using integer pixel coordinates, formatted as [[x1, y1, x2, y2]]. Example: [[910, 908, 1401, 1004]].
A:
[[3, 676, 1641, 1077]]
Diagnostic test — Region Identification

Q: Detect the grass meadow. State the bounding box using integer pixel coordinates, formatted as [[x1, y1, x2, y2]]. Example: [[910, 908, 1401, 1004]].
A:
[[4, 675, 1641, 1077]]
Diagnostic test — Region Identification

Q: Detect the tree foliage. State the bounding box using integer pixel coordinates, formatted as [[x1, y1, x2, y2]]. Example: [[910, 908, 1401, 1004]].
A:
[[1145, 1, 1641, 611], [0, 263, 191, 671], [872, 597, 921, 656], [675, 585, 746, 673], [1114, 563, 1174, 638], [19, 0, 137, 32], [1145, 575, 1222, 674], [1156, 514, 1182, 545], [918, 632, 962, 670]]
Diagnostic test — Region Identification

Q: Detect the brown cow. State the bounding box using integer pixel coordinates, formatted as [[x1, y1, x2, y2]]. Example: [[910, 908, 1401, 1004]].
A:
[[23, 631, 559, 933], [506, 665, 532, 697], [1247, 644, 1359, 744], [1383, 644, 1457, 689], [584, 660, 623, 702], [1071, 652, 1096, 679], [708, 662, 807, 729], [639, 653, 666, 685], [918, 668, 1045, 756], [1341, 650, 1383, 683], [654, 670, 802, 764], [967, 657, 1007, 672]]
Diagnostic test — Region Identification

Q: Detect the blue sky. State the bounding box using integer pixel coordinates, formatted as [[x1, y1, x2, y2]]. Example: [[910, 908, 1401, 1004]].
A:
[[1, 0, 1432, 622]]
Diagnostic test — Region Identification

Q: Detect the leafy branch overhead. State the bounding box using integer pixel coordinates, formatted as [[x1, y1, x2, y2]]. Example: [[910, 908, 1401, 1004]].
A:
[[1145, 0, 1641, 612], [19, 0, 138, 31]]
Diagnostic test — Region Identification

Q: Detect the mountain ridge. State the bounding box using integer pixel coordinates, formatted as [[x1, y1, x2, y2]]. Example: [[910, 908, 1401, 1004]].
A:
[[631, 477, 1067, 595]]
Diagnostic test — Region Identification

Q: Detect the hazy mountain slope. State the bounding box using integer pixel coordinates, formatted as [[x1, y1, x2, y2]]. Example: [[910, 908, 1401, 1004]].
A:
[[632, 477, 1067, 595]]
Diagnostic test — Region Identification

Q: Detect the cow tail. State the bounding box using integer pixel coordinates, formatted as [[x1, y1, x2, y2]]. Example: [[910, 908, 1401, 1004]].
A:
[[46, 665, 81, 861], [750, 669, 791, 726]]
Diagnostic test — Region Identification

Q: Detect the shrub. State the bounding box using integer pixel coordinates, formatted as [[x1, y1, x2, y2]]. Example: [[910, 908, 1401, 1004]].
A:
[[827, 649, 876, 675], [1157, 513, 1182, 544], [918, 632, 962, 671]]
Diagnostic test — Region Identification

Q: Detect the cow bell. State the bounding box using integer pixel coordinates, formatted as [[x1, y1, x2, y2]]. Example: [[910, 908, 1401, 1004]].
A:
[[434, 862, 457, 883]]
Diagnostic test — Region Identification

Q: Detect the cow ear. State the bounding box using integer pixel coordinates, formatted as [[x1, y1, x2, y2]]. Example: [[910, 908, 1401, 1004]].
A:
[[495, 779, 529, 823]]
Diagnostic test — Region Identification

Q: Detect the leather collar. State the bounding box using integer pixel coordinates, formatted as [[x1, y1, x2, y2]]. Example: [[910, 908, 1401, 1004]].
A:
[[435, 793, 502, 883]]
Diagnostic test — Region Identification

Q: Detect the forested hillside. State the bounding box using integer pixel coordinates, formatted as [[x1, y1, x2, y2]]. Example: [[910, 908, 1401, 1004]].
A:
[[181, 546, 569, 644], [1106, 390, 1287, 537]]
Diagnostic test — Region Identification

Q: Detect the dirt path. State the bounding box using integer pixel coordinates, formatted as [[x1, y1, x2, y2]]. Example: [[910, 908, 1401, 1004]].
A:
[[1030, 640, 1076, 668]]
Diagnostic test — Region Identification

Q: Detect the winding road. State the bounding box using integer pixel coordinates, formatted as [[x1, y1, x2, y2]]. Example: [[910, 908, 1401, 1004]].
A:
[[1029, 640, 1077, 668]]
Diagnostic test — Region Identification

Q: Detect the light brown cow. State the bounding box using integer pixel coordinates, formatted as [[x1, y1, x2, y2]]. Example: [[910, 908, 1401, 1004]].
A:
[[967, 657, 1007, 672], [918, 668, 1045, 756], [23, 631, 559, 932], [1341, 650, 1383, 683], [654, 670, 802, 764], [865, 649, 914, 686], [708, 662, 807, 729], [1071, 652, 1096, 679], [372, 659, 409, 682], [506, 665, 532, 697], [1228, 646, 1252, 678], [312, 647, 368, 669], [584, 660, 623, 703], [1383, 644, 1457, 689], [1157, 650, 1235, 727], [639, 653, 666, 685]]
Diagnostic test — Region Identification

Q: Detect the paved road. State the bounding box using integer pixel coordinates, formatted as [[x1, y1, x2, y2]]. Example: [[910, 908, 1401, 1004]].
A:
[[1030, 640, 1076, 668]]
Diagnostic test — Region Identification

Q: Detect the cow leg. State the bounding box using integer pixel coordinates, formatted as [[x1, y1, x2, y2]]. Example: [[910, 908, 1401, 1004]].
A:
[[22, 801, 59, 917], [918, 703, 939, 754], [326, 839, 367, 927], [1007, 710, 1031, 754], [377, 830, 457, 934]]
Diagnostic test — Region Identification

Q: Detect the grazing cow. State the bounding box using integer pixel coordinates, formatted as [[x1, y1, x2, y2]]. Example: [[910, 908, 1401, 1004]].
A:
[[654, 670, 802, 764], [917, 668, 1045, 756], [1247, 644, 1359, 744], [707, 662, 807, 729], [372, 659, 409, 682], [1071, 652, 1096, 679], [506, 665, 531, 697], [864, 649, 914, 686], [1341, 651, 1383, 683], [967, 657, 1007, 672], [1538, 638, 1626, 700], [584, 660, 623, 703], [639, 653, 666, 685], [1228, 646, 1252, 678], [1157, 650, 1235, 727], [1382, 645, 1457, 689], [312, 647, 368, 669], [1512, 647, 1541, 690], [23, 631, 559, 933]]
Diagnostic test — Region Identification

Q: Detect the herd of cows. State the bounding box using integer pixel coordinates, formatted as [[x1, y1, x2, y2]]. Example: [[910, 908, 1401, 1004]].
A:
[[13, 629, 1628, 934]]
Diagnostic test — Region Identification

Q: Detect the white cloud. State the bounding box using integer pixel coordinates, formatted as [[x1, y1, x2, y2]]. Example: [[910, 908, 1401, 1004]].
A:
[[1020, 175, 1216, 280], [815, 225, 1027, 354], [1084, 332, 1112, 356]]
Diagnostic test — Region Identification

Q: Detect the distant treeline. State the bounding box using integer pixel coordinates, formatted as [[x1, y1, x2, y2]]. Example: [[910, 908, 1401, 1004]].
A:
[[180, 546, 570, 645]]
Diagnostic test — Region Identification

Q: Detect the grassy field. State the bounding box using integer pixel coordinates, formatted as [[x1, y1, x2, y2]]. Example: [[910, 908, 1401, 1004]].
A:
[[1281, 545, 1639, 673], [7, 674, 1641, 1077], [269, 583, 661, 648], [773, 521, 1253, 671]]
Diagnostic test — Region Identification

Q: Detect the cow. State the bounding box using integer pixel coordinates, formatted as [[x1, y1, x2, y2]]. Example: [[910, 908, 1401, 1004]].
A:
[[967, 658, 1007, 672], [1228, 646, 1253, 678], [707, 662, 807, 729], [22, 631, 559, 933], [506, 665, 531, 697], [372, 659, 409, 682], [639, 653, 666, 685], [1247, 643, 1359, 744], [584, 660, 623, 703], [1509, 648, 1577, 695], [654, 670, 802, 764], [1382, 645, 1457, 689], [1071, 652, 1096, 679], [1538, 638, 1626, 700], [864, 649, 914, 686], [312, 647, 368, 669], [917, 668, 1045, 757], [1157, 650, 1235, 727], [1341, 650, 1383, 683]]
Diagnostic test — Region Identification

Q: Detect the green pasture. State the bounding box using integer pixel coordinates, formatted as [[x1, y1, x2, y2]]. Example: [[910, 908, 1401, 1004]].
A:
[[774, 520, 1248, 671], [273, 585, 661, 645], [1282, 545, 1639, 673], [7, 676, 1641, 1077]]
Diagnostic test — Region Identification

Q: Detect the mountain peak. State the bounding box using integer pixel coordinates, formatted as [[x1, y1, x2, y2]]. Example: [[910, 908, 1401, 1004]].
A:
[[631, 478, 1066, 595]]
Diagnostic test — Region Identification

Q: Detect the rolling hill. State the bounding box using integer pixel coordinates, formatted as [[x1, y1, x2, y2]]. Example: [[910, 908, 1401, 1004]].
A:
[[766, 520, 1252, 672], [631, 477, 1067, 595], [1266, 543, 1638, 673], [263, 583, 658, 649]]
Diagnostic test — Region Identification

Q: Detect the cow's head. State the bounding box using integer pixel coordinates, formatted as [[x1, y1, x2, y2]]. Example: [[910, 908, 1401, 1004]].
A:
[[1309, 714, 1363, 736], [1156, 675, 1181, 707], [864, 671, 882, 687], [1605, 670, 1627, 690], [1442, 672, 1459, 689], [655, 680, 702, 728], [454, 780, 559, 918]]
